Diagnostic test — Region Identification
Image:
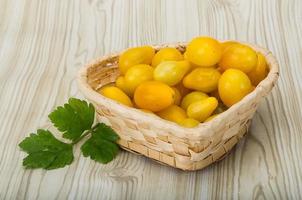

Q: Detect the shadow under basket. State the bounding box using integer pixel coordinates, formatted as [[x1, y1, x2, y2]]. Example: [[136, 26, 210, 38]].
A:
[[77, 42, 279, 171]]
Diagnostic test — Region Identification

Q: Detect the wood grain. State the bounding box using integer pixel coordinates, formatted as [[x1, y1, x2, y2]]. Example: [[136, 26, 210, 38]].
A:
[[0, 0, 301, 199]]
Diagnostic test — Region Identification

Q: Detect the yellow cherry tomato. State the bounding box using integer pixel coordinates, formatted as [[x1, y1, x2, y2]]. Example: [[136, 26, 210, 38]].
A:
[[119, 46, 155, 74], [152, 47, 183, 67], [171, 87, 182, 105], [248, 52, 268, 85], [153, 60, 191, 86], [99, 86, 133, 107], [187, 97, 218, 122], [186, 37, 222, 67], [183, 68, 221, 93], [157, 105, 187, 124], [134, 81, 175, 112], [178, 118, 200, 128], [183, 51, 202, 69], [219, 44, 258, 73], [220, 41, 239, 52], [181, 91, 209, 110], [204, 114, 219, 122], [116, 76, 132, 96], [124, 64, 154, 95], [218, 69, 252, 107]]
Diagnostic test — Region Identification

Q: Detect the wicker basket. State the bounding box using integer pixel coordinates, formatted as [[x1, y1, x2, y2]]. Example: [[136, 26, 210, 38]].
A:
[[77, 42, 279, 171]]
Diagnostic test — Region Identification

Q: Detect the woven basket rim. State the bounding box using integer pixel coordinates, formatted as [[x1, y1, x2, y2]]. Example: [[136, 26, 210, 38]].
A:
[[77, 41, 279, 138]]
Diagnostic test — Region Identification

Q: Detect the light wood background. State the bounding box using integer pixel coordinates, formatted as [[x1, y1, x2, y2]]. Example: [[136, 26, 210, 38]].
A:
[[0, 0, 301, 199]]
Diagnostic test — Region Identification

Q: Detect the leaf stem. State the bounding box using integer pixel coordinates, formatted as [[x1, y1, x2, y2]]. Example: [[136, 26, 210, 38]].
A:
[[71, 123, 99, 145]]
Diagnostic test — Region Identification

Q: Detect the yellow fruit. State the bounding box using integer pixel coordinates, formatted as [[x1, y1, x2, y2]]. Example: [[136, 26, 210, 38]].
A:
[[119, 46, 155, 74], [220, 41, 239, 52], [183, 51, 202, 69], [248, 52, 268, 85], [157, 105, 187, 124], [134, 81, 175, 112], [219, 44, 258, 73], [116, 76, 132, 96], [181, 91, 209, 110], [178, 118, 200, 128], [204, 114, 219, 122], [154, 60, 191, 86], [186, 37, 222, 67], [152, 47, 183, 67], [183, 68, 221, 93], [124, 64, 154, 95], [99, 86, 133, 107], [171, 87, 182, 105], [218, 69, 252, 107], [187, 97, 218, 122]]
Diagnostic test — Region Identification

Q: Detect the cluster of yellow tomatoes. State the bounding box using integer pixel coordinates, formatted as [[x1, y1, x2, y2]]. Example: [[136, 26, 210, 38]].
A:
[[99, 36, 268, 128]]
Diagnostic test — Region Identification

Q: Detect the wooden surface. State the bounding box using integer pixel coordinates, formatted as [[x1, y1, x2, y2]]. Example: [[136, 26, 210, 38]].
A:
[[0, 0, 301, 199]]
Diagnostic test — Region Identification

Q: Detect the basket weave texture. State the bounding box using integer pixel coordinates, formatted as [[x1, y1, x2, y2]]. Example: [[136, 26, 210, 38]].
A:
[[77, 42, 279, 171]]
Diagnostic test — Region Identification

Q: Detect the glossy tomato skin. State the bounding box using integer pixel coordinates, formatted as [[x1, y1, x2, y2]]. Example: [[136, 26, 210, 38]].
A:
[[119, 46, 155, 74], [124, 64, 154, 95], [157, 105, 187, 124], [248, 52, 268, 85], [181, 91, 209, 110], [178, 118, 199, 128], [186, 37, 222, 67], [183, 68, 221, 93], [116, 76, 132, 97], [187, 97, 218, 122], [152, 47, 183, 67], [219, 44, 258, 73], [154, 60, 191, 86], [99, 86, 133, 107], [220, 41, 239, 53], [134, 81, 175, 112], [218, 69, 252, 107]]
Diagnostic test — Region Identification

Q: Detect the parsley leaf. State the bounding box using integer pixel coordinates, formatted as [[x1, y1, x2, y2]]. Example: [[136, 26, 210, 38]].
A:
[[93, 123, 120, 142], [19, 129, 73, 169], [48, 98, 95, 142], [19, 98, 120, 170], [81, 123, 120, 164]]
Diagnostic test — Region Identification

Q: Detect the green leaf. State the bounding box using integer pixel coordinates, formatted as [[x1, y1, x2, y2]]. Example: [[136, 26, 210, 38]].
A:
[[94, 123, 120, 142], [19, 129, 74, 169], [48, 98, 95, 142], [81, 123, 120, 164]]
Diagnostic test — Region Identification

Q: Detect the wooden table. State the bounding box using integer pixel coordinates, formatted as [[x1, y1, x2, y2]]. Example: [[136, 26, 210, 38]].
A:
[[1, 0, 301, 199]]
